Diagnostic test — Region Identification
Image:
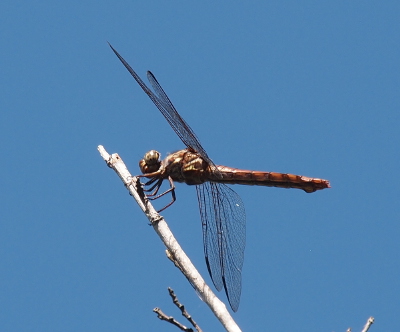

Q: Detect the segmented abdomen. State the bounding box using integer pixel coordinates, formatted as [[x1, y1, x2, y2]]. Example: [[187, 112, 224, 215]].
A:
[[208, 165, 330, 193]]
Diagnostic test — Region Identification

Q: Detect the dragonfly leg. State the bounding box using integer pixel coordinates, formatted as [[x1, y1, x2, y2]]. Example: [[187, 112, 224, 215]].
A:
[[143, 178, 165, 196], [139, 175, 176, 213], [137, 175, 165, 196], [155, 176, 176, 213]]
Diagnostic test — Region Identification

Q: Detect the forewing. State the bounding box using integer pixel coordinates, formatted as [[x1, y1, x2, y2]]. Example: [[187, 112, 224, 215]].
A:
[[108, 43, 216, 169], [146, 71, 212, 164], [196, 182, 246, 312]]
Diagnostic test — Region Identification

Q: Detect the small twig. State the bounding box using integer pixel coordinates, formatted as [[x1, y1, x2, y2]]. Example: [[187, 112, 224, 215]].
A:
[[168, 287, 203, 332], [153, 307, 194, 332], [153, 288, 202, 332], [166, 249, 183, 271], [166, 249, 197, 291]]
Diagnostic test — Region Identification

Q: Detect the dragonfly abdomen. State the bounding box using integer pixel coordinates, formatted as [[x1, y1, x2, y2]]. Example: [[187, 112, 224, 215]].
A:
[[210, 165, 330, 193]]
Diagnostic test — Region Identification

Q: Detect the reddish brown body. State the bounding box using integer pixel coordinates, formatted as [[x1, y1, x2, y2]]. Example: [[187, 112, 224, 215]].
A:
[[110, 43, 330, 312], [140, 148, 330, 193], [210, 165, 329, 193]]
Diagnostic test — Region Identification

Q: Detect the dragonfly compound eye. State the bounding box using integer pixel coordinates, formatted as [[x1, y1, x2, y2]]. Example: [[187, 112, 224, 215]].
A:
[[144, 150, 160, 165], [139, 150, 162, 174]]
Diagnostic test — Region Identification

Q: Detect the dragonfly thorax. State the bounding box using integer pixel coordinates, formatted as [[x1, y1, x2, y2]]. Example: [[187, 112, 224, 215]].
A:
[[139, 150, 161, 174]]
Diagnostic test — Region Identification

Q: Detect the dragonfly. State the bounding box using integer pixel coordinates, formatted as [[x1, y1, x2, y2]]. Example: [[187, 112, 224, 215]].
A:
[[109, 44, 330, 312]]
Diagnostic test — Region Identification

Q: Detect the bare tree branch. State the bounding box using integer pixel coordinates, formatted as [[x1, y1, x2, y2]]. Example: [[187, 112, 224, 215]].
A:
[[98, 145, 241, 332], [153, 287, 202, 332], [168, 287, 203, 332], [153, 307, 194, 331]]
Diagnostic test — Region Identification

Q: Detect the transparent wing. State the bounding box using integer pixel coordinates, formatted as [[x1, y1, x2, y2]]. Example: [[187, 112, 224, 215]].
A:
[[146, 71, 211, 162], [196, 182, 246, 312], [109, 43, 216, 169], [109, 43, 243, 308]]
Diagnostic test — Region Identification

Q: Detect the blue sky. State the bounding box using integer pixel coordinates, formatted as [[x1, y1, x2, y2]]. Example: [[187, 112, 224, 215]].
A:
[[1, 1, 399, 331]]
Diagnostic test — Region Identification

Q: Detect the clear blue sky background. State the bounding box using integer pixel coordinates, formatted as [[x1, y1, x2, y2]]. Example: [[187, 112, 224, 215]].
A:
[[1, 1, 399, 331]]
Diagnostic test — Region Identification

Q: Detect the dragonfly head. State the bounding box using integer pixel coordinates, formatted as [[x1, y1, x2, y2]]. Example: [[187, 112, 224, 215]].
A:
[[139, 150, 161, 174]]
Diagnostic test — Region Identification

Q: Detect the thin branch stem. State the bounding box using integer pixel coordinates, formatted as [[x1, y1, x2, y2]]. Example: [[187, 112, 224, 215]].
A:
[[153, 307, 194, 331], [153, 287, 202, 332], [168, 287, 203, 332]]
